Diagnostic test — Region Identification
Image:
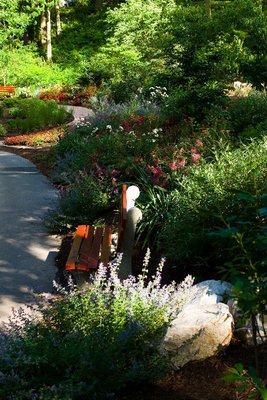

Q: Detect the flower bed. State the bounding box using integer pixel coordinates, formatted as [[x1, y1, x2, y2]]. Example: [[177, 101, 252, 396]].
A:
[[39, 84, 99, 106], [3, 127, 64, 147]]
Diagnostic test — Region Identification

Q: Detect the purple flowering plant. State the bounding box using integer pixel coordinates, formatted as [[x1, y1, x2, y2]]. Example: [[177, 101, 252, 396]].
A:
[[0, 251, 193, 399]]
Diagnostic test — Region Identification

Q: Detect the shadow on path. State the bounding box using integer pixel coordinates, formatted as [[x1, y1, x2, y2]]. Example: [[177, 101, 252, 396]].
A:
[[0, 151, 61, 323]]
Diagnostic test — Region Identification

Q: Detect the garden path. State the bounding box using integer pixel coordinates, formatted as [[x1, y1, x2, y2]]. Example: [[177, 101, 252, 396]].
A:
[[0, 151, 60, 323], [0, 105, 94, 324], [60, 104, 94, 125]]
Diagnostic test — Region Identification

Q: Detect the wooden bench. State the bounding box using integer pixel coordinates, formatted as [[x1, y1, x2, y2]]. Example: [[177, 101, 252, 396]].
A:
[[0, 86, 16, 96], [65, 185, 141, 277]]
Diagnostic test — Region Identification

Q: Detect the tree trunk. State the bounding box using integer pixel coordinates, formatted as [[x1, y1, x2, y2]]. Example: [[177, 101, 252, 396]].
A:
[[40, 11, 47, 54], [46, 7, 52, 62], [95, 0, 104, 11], [55, 3, 61, 36], [205, 0, 212, 18]]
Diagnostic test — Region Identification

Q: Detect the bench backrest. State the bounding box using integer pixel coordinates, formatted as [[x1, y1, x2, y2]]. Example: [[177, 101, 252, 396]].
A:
[[0, 86, 16, 93]]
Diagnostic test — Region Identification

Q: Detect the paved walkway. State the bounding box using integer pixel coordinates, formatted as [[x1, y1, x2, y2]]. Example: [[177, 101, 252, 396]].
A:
[[60, 105, 94, 124], [0, 151, 61, 323]]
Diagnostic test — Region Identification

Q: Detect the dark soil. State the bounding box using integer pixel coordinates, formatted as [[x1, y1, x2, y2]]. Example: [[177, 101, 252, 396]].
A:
[[1, 143, 266, 400]]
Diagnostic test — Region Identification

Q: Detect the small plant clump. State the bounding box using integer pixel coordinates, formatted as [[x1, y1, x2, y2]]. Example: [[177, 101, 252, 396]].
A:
[[1, 98, 71, 134], [224, 363, 267, 400], [0, 251, 194, 400]]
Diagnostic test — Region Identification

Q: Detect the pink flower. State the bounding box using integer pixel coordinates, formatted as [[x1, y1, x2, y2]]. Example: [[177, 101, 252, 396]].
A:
[[168, 162, 178, 171], [191, 147, 197, 153], [94, 167, 106, 176], [192, 153, 201, 160], [178, 160, 186, 168], [111, 169, 120, 175], [196, 140, 203, 147], [147, 165, 163, 176]]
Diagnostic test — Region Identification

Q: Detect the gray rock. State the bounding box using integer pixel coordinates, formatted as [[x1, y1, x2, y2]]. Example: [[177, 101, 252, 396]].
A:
[[235, 315, 267, 345], [163, 303, 234, 368], [186, 280, 233, 307]]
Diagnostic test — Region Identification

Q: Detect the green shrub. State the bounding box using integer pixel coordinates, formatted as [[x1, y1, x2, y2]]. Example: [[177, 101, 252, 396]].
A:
[[5, 98, 71, 133], [158, 137, 267, 270], [0, 123, 6, 136], [163, 83, 227, 122], [48, 175, 112, 231], [1, 98, 20, 108], [208, 189, 267, 318], [0, 256, 193, 399], [227, 92, 267, 136]]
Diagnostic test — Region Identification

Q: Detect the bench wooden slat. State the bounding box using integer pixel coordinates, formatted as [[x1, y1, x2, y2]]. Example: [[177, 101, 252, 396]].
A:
[[87, 227, 103, 268], [65, 225, 87, 270], [79, 225, 94, 258], [100, 226, 112, 265], [77, 227, 103, 271]]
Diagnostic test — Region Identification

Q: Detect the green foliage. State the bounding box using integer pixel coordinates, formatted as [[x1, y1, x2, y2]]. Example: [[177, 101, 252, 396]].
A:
[[0, 123, 6, 136], [52, 97, 225, 233], [0, 0, 31, 47], [0, 46, 78, 87], [208, 190, 267, 321], [224, 363, 267, 400], [53, 8, 106, 66], [53, 98, 162, 180], [158, 137, 267, 269], [49, 175, 111, 231], [134, 166, 170, 248], [3, 98, 71, 134], [0, 257, 193, 399], [84, 0, 175, 100], [227, 92, 267, 137], [163, 82, 227, 121]]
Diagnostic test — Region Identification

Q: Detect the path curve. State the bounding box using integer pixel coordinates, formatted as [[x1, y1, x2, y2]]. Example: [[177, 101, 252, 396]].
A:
[[0, 151, 61, 323], [60, 105, 94, 124]]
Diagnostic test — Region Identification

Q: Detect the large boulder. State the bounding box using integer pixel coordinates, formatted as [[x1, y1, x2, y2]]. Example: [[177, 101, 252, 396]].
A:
[[163, 303, 234, 368], [186, 280, 233, 306]]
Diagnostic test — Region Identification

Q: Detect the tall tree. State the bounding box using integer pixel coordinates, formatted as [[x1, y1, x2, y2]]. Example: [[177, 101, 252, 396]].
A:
[[21, 0, 64, 61], [46, 5, 52, 61], [55, 0, 62, 35]]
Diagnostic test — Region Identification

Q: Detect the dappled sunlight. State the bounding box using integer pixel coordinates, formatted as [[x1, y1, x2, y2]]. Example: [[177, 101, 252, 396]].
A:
[[0, 150, 61, 323]]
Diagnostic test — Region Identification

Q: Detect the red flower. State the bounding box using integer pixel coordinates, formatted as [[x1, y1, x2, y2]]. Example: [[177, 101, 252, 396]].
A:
[[168, 162, 178, 171]]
